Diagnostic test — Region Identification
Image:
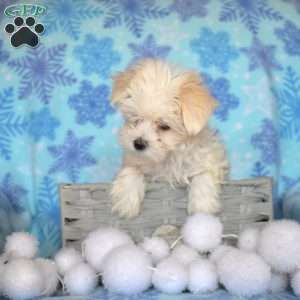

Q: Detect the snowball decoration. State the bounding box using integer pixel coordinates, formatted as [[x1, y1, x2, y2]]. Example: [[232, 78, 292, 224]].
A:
[[64, 263, 98, 296], [209, 245, 235, 264], [188, 258, 218, 293], [2, 258, 44, 300], [291, 269, 300, 297], [141, 237, 170, 264], [83, 227, 133, 271], [54, 247, 83, 275], [181, 213, 223, 252], [35, 258, 59, 296], [102, 244, 152, 295], [217, 249, 271, 297], [258, 220, 300, 273], [152, 257, 188, 294], [171, 244, 199, 266], [238, 227, 260, 252], [268, 271, 288, 294], [4, 232, 39, 259]]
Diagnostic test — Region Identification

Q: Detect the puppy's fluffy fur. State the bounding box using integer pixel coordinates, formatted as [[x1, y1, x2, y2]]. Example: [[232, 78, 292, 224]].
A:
[[110, 59, 229, 218]]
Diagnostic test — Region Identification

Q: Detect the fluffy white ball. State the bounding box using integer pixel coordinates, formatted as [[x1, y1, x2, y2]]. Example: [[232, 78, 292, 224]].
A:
[[2, 258, 44, 300], [209, 245, 235, 264], [64, 262, 97, 296], [238, 227, 260, 252], [268, 271, 288, 294], [83, 227, 133, 271], [141, 237, 170, 264], [152, 257, 188, 294], [181, 213, 223, 252], [258, 220, 300, 273], [291, 269, 300, 297], [4, 232, 39, 259], [102, 244, 152, 295], [35, 258, 59, 296], [218, 249, 271, 297], [54, 247, 83, 275], [188, 258, 218, 293], [171, 244, 199, 266]]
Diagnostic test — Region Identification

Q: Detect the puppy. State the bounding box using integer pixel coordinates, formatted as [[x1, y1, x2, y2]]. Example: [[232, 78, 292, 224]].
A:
[[110, 59, 229, 218]]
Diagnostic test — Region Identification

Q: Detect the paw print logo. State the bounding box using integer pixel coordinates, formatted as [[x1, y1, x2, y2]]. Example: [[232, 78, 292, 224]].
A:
[[5, 16, 44, 48]]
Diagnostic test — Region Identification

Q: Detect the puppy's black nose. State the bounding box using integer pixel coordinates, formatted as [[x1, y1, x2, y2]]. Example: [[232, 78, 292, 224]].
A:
[[133, 138, 148, 151]]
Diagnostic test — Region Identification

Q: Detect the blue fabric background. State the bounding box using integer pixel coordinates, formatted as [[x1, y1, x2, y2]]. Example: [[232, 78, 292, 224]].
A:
[[0, 0, 300, 260]]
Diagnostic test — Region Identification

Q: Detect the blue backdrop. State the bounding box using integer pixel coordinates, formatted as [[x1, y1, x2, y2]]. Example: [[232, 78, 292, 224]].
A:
[[0, 0, 300, 257]]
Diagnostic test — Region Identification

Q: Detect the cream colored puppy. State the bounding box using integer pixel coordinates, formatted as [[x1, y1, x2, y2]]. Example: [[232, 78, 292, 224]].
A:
[[110, 59, 229, 218]]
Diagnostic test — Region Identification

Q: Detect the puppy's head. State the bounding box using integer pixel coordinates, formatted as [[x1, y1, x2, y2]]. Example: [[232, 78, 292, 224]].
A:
[[111, 59, 217, 163]]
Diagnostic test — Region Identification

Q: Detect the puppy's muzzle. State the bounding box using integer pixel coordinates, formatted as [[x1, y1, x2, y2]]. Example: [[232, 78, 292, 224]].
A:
[[133, 137, 148, 151]]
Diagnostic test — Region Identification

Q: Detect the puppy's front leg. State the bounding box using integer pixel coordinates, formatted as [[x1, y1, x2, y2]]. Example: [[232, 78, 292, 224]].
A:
[[188, 173, 221, 215], [110, 166, 145, 218]]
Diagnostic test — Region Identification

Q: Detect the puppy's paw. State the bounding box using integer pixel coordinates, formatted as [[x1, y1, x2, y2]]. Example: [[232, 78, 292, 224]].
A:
[[188, 196, 221, 215], [110, 167, 145, 219]]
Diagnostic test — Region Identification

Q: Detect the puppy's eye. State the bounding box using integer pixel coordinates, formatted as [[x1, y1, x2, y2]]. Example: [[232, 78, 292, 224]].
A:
[[158, 123, 170, 131], [132, 119, 141, 126]]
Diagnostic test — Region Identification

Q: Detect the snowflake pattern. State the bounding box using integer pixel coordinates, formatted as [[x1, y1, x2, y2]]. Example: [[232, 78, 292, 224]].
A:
[[251, 161, 270, 177], [128, 34, 171, 62], [219, 0, 283, 34], [203, 73, 239, 121], [0, 88, 27, 160], [42, 0, 102, 40], [36, 176, 61, 256], [101, 0, 169, 37], [0, 173, 28, 213], [274, 67, 300, 140], [73, 35, 120, 78], [241, 37, 282, 74], [190, 28, 239, 72], [169, 0, 209, 21], [68, 81, 114, 128], [28, 107, 60, 142], [282, 0, 300, 13], [0, 40, 9, 63], [48, 130, 97, 182], [8, 44, 76, 104], [275, 21, 300, 57], [251, 119, 279, 165]]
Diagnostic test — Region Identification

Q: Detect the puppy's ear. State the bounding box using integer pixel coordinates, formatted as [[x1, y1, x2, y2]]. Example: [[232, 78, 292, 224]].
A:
[[111, 68, 136, 104], [179, 72, 218, 136]]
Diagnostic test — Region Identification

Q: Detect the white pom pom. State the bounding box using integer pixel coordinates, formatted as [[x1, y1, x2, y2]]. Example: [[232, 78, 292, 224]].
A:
[[2, 258, 44, 300], [35, 258, 59, 296], [188, 258, 218, 293], [181, 213, 223, 252], [83, 227, 133, 272], [140, 237, 170, 264], [64, 263, 98, 296], [268, 271, 288, 294], [152, 257, 188, 294], [5, 232, 39, 259], [218, 249, 271, 297], [209, 245, 235, 264], [102, 244, 152, 295], [291, 269, 300, 297], [238, 227, 260, 252], [54, 247, 83, 275], [258, 220, 300, 273], [171, 244, 199, 266]]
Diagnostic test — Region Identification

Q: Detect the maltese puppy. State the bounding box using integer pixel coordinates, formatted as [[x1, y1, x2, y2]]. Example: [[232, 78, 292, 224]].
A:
[[110, 59, 229, 218]]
